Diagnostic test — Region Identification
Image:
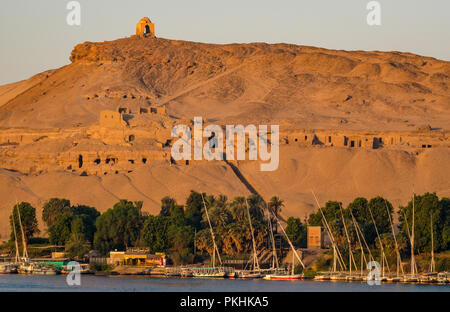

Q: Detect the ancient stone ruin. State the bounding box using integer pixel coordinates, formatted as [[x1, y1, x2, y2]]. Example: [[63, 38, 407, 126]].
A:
[[0, 104, 448, 177], [136, 17, 155, 37]]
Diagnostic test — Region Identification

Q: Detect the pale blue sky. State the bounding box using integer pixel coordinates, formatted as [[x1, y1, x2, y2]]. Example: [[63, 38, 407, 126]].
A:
[[1, 0, 449, 85]]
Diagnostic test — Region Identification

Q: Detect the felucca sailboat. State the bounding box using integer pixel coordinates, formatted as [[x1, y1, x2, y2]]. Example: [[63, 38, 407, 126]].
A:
[[403, 193, 419, 283], [0, 207, 19, 274], [14, 203, 60, 275], [263, 209, 305, 280], [236, 199, 263, 279], [192, 194, 226, 278], [311, 192, 346, 281]]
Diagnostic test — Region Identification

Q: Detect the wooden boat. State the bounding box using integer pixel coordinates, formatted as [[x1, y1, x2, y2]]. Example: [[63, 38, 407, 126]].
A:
[[194, 195, 226, 279], [386, 275, 402, 283], [437, 272, 449, 284], [314, 273, 331, 281], [226, 272, 237, 278], [419, 273, 438, 284], [34, 266, 61, 275], [0, 263, 18, 274], [61, 263, 93, 275], [236, 270, 263, 279], [265, 209, 305, 281], [402, 274, 419, 283], [233, 200, 263, 280], [346, 274, 364, 282], [166, 271, 181, 277], [180, 268, 193, 278], [18, 262, 61, 275], [330, 273, 347, 281], [263, 273, 303, 280], [165, 267, 181, 277], [192, 267, 226, 278], [14, 204, 61, 275]]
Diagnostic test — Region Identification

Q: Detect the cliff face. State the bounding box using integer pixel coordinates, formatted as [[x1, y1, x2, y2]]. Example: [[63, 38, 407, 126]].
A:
[[0, 36, 449, 239], [1, 36, 449, 130]]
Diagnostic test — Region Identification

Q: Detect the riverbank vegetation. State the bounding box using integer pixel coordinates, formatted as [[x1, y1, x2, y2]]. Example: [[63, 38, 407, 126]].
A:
[[3, 191, 449, 271]]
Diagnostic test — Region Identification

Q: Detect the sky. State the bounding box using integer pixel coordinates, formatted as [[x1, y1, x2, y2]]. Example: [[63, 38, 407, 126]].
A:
[[0, 0, 449, 85]]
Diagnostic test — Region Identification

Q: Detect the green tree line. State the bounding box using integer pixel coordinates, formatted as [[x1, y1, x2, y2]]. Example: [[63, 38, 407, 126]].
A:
[[8, 192, 449, 266]]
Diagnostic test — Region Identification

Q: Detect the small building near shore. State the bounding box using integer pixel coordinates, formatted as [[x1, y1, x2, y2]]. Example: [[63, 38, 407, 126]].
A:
[[109, 248, 166, 266], [51, 251, 66, 259], [307, 226, 330, 249]]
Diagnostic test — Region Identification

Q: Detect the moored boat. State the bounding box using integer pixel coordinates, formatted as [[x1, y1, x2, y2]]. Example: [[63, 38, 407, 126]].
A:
[[235, 270, 263, 279], [263, 273, 303, 280], [165, 267, 182, 277], [402, 274, 419, 283], [18, 262, 61, 275], [346, 274, 364, 282], [61, 263, 93, 275], [330, 272, 347, 281], [419, 273, 438, 284], [437, 272, 449, 284], [0, 263, 18, 274], [192, 267, 226, 278], [180, 268, 193, 277], [314, 273, 331, 281], [386, 275, 402, 283]]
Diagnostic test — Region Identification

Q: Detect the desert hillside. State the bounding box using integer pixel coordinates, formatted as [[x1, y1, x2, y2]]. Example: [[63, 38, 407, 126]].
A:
[[0, 35, 449, 239], [0, 36, 449, 130]]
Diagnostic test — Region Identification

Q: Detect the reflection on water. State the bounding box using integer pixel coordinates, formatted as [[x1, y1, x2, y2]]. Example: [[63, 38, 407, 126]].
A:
[[0, 275, 448, 292]]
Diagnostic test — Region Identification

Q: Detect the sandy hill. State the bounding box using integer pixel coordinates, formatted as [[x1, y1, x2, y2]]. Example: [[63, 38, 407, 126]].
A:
[[0, 35, 449, 239], [0, 36, 449, 130]]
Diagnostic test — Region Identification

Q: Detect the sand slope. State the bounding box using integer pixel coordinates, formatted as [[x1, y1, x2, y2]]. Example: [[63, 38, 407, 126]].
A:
[[0, 147, 449, 238]]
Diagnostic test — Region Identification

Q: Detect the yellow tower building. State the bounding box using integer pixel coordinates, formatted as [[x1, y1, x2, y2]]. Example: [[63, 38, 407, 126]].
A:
[[136, 17, 155, 37]]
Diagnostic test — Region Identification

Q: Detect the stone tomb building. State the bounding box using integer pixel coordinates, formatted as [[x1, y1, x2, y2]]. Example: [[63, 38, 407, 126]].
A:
[[136, 17, 155, 37]]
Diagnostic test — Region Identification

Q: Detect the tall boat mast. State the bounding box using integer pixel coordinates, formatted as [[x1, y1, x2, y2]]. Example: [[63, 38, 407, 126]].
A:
[[349, 209, 369, 275], [266, 203, 279, 270], [311, 191, 346, 272], [402, 209, 418, 275], [12, 210, 20, 263], [339, 203, 357, 276], [385, 200, 404, 276], [269, 209, 305, 270], [430, 215, 435, 273], [201, 194, 222, 267], [368, 203, 390, 277], [245, 199, 260, 271], [410, 193, 416, 275], [16, 202, 29, 260]]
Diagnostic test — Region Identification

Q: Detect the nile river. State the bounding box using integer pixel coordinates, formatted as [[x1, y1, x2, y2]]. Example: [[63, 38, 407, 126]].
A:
[[0, 275, 449, 292]]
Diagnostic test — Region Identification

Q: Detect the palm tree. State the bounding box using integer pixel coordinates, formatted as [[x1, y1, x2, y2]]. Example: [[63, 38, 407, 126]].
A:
[[222, 223, 245, 256], [216, 195, 228, 208], [194, 229, 214, 258], [247, 194, 265, 222], [252, 221, 268, 250], [230, 197, 247, 223], [268, 196, 284, 233], [211, 205, 231, 228]]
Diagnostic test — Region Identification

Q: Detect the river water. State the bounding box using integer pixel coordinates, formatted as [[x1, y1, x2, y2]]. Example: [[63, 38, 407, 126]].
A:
[[0, 275, 448, 292]]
